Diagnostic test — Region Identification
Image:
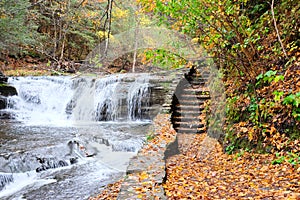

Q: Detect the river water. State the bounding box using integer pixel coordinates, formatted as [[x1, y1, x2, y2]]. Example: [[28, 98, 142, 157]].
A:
[[0, 75, 153, 199]]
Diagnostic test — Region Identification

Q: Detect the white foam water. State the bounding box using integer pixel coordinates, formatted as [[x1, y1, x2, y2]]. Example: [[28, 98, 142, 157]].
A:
[[7, 74, 151, 125], [1, 74, 153, 199]]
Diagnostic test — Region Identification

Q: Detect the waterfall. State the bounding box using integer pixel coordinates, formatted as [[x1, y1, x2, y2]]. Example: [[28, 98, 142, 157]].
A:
[[128, 75, 150, 120], [7, 74, 151, 124], [0, 73, 158, 198], [0, 174, 13, 191], [7, 77, 73, 124]]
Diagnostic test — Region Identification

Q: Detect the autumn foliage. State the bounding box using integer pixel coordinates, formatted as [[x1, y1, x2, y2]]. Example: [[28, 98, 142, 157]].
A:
[[88, 0, 300, 199], [137, 0, 300, 153], [1, 0, 300, 198], [164, 133, 300, 199]]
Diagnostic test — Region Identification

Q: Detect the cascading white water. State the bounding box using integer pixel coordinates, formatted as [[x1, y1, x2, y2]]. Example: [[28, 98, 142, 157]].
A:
[[72, 76, 126, 121], [7, 76, 73, 125], [0, 173, 13, 191], [7, 74, 151, 125], [128, 75, 150, 120], [0, 73, 154, 199]]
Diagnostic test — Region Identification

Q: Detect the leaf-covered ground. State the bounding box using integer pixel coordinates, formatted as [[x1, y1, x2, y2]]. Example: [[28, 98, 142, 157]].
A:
[[90, 115, 300, 199], [90, 179, 123, 200], [164, 133, 300, 199]]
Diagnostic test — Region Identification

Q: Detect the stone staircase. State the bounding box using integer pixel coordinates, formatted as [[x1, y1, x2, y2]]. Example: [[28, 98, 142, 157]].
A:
[[171, 66, 210, 135], [169, 65, 210, 152]]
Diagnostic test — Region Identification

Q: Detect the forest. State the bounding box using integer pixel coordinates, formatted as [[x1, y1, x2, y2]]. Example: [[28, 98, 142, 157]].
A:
[[1, 0, 300, 198]]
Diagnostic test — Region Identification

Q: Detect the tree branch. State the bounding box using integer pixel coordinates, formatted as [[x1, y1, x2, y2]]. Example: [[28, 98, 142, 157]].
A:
[[271, 0, 288, 59]]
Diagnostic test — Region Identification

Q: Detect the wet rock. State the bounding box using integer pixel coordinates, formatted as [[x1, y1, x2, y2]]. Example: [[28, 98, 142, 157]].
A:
[[0, 173, 14, 191], [36, 165, 48, 173], [58, 160, 69, 167], [0, 95, 6, 109], [0, 85, 18, 97], [0, 85, 17, 112], [70, 157, 78, 164], [20, 92, 40, 104], [67, 140, 80, 156], [0, 71, 18, 98], [35, 157, 69, 173], [65, 99, 76, 115], [67, 140, 97, 157], [0, 110, 13, 119], [0, 71, 8, 84]]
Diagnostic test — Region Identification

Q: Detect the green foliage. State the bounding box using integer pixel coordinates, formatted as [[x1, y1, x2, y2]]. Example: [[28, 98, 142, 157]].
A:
[[283, 93, 300, 108], [225, 70, 299, 152], [0, 0, 40, 54], [149, 0, 300, 80], [272, 152, 300, 166], [273, 91, 284, 102], [233, 149, 249, 160], [248, 97, 259, 125], [287, 152, 300, 166], [271, 153, 285, 165], [139, 0, 300, 154], [0, 0, 115, 61], [225, 143, 235, 155], [256, 70, 284, 87], [283, 92, 300, 121], [146, 132, 155, 141], [142, 49, 186, 69]]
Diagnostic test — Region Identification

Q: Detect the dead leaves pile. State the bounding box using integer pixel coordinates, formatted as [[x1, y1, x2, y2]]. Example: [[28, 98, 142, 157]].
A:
[[141, 114, 177, 153], [90, 179, 123, 200], [164, 133, 300, 199]]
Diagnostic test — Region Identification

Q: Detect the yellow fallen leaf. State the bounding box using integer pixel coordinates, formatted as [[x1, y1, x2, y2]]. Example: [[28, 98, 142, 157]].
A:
[[139, 172, 149, 181]]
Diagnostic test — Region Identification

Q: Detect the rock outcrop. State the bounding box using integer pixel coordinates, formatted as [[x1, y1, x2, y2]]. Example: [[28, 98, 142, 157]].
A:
[[0, 71, 8, 84], [0, 71, 17, 118], [0, 85, 18, 97]]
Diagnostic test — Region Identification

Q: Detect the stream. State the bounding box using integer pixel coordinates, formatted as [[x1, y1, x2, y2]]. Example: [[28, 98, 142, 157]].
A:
[[0, 74, 154, 199]]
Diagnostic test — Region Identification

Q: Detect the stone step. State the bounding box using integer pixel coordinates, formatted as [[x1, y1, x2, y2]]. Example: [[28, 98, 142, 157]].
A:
[[190, 73, 209, 78], [172, 116, 203, 122], [188, 81, 206, 85], [173, 108, 203, 114], [194, 91, 210, 96], [175, 127, 206, 134], [173, 120, 203, 124], [179, 94, 210, 100], [189, 73, 209, 77], [194, 72, 208, 75], [175, 105, 204, 112], [180, 93, 210, 97], [173, 124, 204, 130], [179, 91, 210, 97], [184, 78, 208, 83], [173, 122, 204, 129], [183, 88, 210, 93], [173, 111, 202, 117], [181, 87, 208, 93], [176, 100, 205, 106]]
